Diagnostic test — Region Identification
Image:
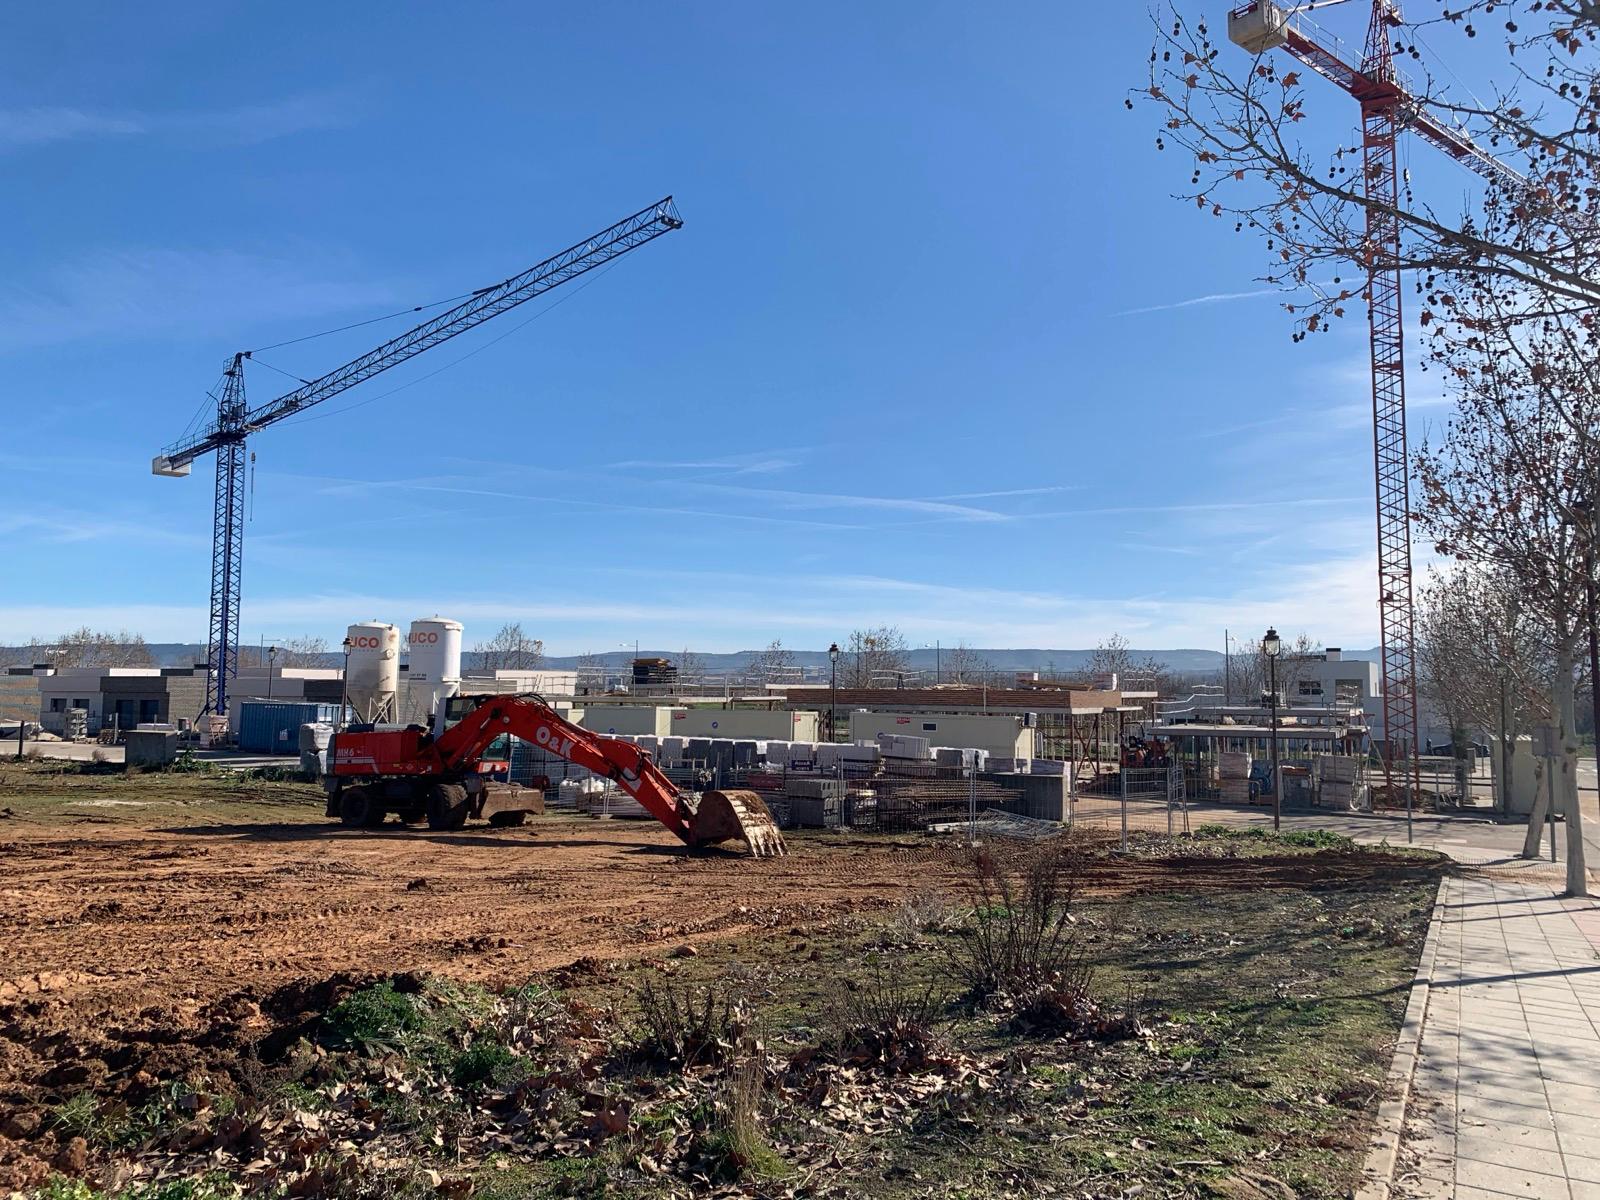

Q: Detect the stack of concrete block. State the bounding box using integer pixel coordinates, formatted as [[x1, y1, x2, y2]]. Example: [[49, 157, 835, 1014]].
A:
[[785, 776, 846, 827], [877, 733, 933, 761]]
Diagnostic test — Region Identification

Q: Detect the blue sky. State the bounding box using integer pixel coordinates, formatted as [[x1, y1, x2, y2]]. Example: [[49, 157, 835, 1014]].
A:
[[0, 2, 1489, 654]]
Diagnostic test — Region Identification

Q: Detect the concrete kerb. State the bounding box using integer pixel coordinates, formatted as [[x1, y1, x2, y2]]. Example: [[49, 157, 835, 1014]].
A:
[[1354, 875, 1449, 1200]]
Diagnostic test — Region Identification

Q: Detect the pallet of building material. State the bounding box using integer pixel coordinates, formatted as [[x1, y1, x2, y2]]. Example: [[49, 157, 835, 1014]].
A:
[[576, 789, 650, 819], [64, 708, 89, 741], [1220, 778, 1255, 805], [1218, 751, 1253, 780], [877, 733, 933, 760], [1318, 756, 1362, 783]]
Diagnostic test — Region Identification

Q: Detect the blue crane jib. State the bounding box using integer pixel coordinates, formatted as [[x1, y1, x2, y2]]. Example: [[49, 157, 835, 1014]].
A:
[[153, 196, 682, 717]]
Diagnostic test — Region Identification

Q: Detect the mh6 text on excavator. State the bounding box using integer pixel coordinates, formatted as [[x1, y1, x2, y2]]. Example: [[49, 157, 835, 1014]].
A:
[[322, 693, 786, 858]]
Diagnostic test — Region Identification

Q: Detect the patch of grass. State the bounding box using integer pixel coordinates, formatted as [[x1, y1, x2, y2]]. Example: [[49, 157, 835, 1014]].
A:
[[323, 980, 428, 1053], [701, 1060, 785, 1183], [449, 1040, 530, 1091], [0, 758, 324, 827], [32, 1175, 242, 1199], [1192, 823, 1356, 851]]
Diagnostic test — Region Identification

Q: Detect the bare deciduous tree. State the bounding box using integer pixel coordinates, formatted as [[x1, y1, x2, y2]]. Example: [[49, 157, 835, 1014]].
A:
[[1415, 271, 1595, 890], [471, 623, 545, 673], [744, 639, 797, 687], [1139, 3, 1599, 334], [674, 647, 707, 686], [941, 642, 995, 686], [1227, 632, 1320, 707], [26, 627, 155, 668], [240, 635, 330, 668], [1088, 634, 1171, 694], [1416, 566, 1552, 812], [843, 626, 910, 688]]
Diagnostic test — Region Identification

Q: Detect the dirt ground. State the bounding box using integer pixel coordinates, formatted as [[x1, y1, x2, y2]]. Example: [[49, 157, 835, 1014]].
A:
[[0, 762, 1448, 1195], [0, 781, 1434, 1019]]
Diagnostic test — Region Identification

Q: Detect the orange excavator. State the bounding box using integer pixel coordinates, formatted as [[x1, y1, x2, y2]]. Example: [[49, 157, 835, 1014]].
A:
[[323, 693, 786, 857]]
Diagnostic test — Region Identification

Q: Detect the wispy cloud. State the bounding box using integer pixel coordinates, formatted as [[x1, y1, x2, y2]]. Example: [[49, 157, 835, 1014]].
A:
[[931, 485, 1077, 501], [606, 457, 800, 476], [683, 481, 1011, 522], [0, 554, 1385, 651], [1113, 286, 1285, 318], [0, 247, 399, 353], [0, 108, 143, 149], [0, 511, 207, 549], [0, 92, 357, 153]]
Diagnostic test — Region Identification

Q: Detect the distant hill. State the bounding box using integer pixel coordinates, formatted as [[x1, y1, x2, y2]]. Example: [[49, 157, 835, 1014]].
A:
[[0, 643, 1383, 676]]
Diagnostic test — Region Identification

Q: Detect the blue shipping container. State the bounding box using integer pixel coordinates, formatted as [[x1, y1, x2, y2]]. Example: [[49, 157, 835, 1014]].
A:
[[238, 701, 343, 754]]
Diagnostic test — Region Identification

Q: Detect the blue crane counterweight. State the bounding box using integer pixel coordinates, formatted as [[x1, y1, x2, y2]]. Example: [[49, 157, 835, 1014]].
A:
[[155, 197, 682, 719]]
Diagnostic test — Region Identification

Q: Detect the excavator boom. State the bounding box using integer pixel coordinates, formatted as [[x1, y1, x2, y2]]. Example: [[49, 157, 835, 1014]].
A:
[[333, 693, 786, 857]]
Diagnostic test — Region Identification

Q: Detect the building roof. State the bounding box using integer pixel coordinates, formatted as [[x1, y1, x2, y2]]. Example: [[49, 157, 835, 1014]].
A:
[[1153, 723, 1360, 742], [777, 686, 1125, 716]]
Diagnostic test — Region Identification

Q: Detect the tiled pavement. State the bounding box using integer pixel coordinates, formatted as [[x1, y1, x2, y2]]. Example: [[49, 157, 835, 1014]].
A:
[[1386, 876, 1600, 1199]]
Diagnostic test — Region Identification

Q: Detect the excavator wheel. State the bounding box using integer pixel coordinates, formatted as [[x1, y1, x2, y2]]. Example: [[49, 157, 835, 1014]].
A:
[[339, 785, 386, 829], [690, 790, 787, 858], [427, 783, 470, 832]]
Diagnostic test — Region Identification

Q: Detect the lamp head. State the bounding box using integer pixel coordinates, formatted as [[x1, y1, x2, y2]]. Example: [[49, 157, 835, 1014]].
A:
[[828, 642, 840, 663], [1263, 627, 1282, 658]]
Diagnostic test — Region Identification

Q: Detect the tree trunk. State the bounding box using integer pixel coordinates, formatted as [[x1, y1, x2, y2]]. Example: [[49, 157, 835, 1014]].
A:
[[1554, 637, 1590, 897], [1522, 754, 1550, 859], [1498, 676, 1513, 818]]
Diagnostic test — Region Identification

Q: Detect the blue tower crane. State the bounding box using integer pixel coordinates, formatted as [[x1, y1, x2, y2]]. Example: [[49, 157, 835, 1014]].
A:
[[153, 197, 683, 719]]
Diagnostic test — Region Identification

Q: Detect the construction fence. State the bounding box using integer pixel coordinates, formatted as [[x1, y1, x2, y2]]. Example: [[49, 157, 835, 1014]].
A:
[[509, 741, 1188, 846]]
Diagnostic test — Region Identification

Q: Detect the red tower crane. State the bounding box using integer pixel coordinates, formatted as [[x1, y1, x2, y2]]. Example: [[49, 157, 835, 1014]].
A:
[[1228, 1, 1520, 806]]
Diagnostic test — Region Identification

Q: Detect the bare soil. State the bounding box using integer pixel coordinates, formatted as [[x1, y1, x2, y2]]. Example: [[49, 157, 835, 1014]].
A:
[[0, 763, 1446, 1195]]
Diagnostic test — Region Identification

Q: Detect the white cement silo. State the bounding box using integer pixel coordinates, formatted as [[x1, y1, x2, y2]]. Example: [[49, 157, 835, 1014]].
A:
[[405, 616, 463, 730], [345, 621, 400, 723]]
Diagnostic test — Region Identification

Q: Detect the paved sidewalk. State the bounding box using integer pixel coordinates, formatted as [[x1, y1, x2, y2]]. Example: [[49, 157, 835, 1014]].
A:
[[1386, 876, 1600, 1199]]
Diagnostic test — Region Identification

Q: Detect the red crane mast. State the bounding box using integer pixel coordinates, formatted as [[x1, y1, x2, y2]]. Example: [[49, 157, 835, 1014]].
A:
[[1228, 1, 1520, 806]]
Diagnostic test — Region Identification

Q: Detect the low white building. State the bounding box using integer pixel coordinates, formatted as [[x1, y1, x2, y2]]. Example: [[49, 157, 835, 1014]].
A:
[[1285, 648, 1382, 731], [25, 664, 211, 735], [848, 710, 1034, 760]]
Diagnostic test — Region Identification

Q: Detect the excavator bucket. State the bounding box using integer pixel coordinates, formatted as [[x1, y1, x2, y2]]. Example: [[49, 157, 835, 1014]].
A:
[[690, 790, 787, 857]]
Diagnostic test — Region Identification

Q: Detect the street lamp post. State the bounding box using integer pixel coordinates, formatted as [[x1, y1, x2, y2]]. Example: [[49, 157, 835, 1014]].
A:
[[340, 637, 353, 728], [266, 645, 278, 701], [1263, 626, 1282, 832], [828, 642, 840, 743]]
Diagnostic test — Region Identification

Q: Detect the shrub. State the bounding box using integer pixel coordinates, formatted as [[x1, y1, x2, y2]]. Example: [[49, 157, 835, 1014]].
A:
[[323, 980, 426, 1053], [948, 841, 1085, 1001], [633, 978, 749, 1068], [825, 957, 946, 1073], [892, 886, 951, 938]]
